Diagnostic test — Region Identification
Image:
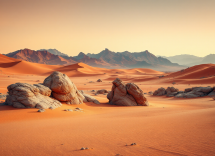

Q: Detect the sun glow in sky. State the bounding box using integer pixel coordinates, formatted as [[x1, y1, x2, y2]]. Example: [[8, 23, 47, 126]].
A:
[[0, 0, 215, 57]]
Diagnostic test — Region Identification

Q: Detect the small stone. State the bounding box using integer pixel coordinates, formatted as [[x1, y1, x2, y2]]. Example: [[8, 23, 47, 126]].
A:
[[67, 109, 73, 112], [38, 109, 45, 112], [81, 147, 85, 150], [85, 147, 89, 150], [75, 107, 83, 111]]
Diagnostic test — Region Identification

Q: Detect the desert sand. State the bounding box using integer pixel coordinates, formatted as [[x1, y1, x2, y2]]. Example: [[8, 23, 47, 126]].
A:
[[0, 55, 215, 156]]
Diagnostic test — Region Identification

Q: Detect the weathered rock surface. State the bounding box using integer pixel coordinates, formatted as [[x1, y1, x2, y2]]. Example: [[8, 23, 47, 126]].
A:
[[33, 83, 51, 96], [5, 83, 62, 109], [79, 90, 100, 104], [107, 78, 148, 106], [166, 87, 179, 97], [153, 87, 166, 96], [43, 71, 85, 104]]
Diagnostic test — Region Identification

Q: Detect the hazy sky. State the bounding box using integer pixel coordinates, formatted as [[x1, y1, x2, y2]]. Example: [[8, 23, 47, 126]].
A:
[[0, 0, 214, 57]]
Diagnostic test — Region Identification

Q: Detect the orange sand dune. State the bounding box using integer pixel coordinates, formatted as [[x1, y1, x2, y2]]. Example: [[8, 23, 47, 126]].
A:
[[0, 60, 61, 75], [0, 56, 215, 156], [0, 54, 19, 63], [166, 64, 215, 79]]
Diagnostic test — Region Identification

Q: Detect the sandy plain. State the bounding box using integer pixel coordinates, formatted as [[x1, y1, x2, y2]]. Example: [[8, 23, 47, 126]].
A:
[[0, 54, 215, 156]]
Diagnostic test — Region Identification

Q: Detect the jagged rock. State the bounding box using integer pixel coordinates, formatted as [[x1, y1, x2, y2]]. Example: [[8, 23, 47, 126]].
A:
[[153, 87, 166, 96], [96, 89, 108, 94], [175, 87, 213, 98], [208, 87, 215, 97], [43, 71, 85, 104], [79, 90, 100, 104], [107, 78, 148, 106], [5, 83, 62, 109]]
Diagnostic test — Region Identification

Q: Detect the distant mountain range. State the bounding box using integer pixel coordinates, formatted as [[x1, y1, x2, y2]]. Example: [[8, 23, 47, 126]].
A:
[[4, 48, 185, 71], [37, 49, 69, 57], [5, 49, 76, 65], [162, 54, 215, 66]]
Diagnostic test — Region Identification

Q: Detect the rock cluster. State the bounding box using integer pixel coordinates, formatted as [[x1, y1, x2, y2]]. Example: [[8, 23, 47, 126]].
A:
[[107, 78, 148, 106], [5, 71, 100, 109], [176, 87, 213, 98], [153, 86, 215, 98], [5, 83, 61, 109]]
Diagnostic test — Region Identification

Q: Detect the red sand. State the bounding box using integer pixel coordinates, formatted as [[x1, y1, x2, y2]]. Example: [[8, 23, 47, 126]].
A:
[[0, 55, 215, 156]]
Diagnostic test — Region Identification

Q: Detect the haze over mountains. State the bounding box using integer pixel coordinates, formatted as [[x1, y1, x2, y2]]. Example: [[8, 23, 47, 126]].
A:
[[4, 48, 184, 71], [162, 54, 215, 66]]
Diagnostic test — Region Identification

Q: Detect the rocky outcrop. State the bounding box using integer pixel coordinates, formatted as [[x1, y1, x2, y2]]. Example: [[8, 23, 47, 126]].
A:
[[175, 87, 213, 98], [153, 87, 166, 96], [107, 78, 148, 106], [5, 83, 62, 109], [79, 90, 100, 104], [43, 71, 85, 104], [152, 86, 214, 98]]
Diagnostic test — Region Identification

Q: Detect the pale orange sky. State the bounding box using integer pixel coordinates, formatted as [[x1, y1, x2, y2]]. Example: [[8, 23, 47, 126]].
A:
[[0, 0, 214, 57]]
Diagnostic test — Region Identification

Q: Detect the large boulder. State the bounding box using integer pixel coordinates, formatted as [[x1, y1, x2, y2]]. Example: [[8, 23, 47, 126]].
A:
[[5, 83, 61, 109], [43, 71, 85, 104], [175, 87, 213, 98], [153, 87, 166, 96], [107, 78, 148, 106]]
